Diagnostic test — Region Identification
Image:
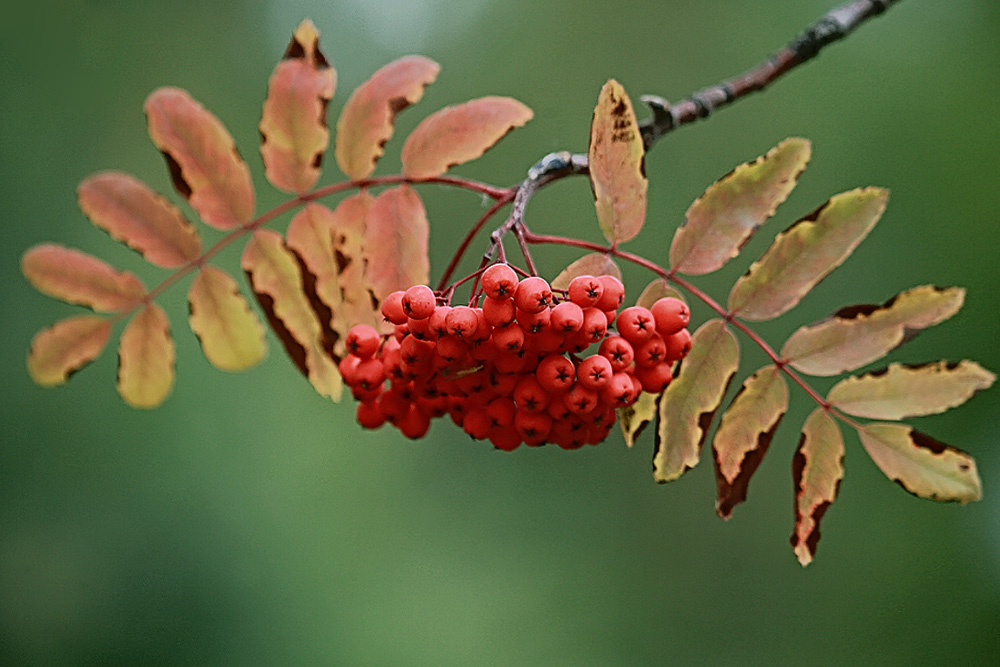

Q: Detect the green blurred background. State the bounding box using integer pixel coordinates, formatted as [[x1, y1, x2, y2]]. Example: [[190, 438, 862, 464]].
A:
[[3, 0, 999, 664]]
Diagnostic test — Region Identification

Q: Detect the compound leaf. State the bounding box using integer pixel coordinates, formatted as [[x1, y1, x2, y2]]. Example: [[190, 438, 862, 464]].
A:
[[362, 185, 429, 302], [618, 390, 659, 448], [336, 55, 440, 180], [654, 319, 739, 483], [187, 265, 267, 371], [713, 365, 788, 519], [728, 187, 888, 321], [791, 408, 844, 567], [859, 423, 981, 503], [117, 303, 175, 408], [588, 79, 647, 244], [401, 96, 532, 180], [27, 315, 112, 387], [78, 171, 202, 268], [827, 360, 994, 420], [22, 244, 146, 312], [145, 87, 255, 230], [670, 137, 810, 275], [551, 252, 621, 290], [242, 229, 342, 400], [260, 19, 337, 194], [781, 285, 965, 376]]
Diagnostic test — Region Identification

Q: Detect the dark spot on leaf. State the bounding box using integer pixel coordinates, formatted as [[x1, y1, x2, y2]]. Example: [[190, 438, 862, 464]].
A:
[[246, 270, 309, 378], [834, 302, 880, 319], [715, 413, 783, 519], [314, 42, 330, 69], [290, 248, 340, 362], [791, 436, 808, 497], [388, 95, 412, 117], [910, 429, 947, 454], [284, 38, 306, 60], [161, 151, 192, 199], [334, 249, 350, 274], [867, 366, 890, 377], [804, 500, 832, 556], [611, 98, 628, 116]]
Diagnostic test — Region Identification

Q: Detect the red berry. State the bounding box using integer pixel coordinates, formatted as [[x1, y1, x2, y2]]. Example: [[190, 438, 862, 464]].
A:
[[486, 396, 517, 427], [600, 372, 638, 407], [356, 400, 386, 429], [594, 275, 625, 311], [516, 307, 551, 334], [567, 274, 604, 308], [513, 375, 550, 413], [354, 357, 386, 391], [398, 404, 431, 439], [463, 409, 492, 439], [446, 306, 480, 339], [482, 296, 515, 327], [565, 383, 599, 415], [536, 354, 576, 393], [481, 263, 519, 300], [515, 410, 552, 442], [492, 323, 525, 353], [402, 284, 436, 319], [513, 276, 552, 313], [489, 426, 522, 451], [579, 307, 608, 344], [345, 324, 380, 359], [577, 354, 614, 390], [381, 290, 408, 324], [550, 301, 584, 335], [634, 334, 667, 367], [616, 306, 656, 344], [651, 297, 690, 336], [598, 335, 634, 371], [664, 328, 692, 361], [338, 354, 362, 385], [635, 363, 673, 393], [428, 305, 452, 338]]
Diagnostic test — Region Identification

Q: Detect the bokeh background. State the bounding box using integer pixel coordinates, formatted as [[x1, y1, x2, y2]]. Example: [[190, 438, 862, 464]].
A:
[[3, 0, 999, 664]]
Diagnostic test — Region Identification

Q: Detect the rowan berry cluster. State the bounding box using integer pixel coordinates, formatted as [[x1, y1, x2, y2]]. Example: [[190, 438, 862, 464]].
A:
[[338, 265, 691, 450]]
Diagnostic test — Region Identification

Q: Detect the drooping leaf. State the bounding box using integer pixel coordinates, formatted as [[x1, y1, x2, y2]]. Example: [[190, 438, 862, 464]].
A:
[[145, 87, 255, 229], [329, 192, 386, 334], [27, 315, 112, 387], [728, 187, 888, 321], [336, 55, 440, 180], [670, 138, 810, 275], [117, 303, 175, 408], [827, 360, 994, 420], [400, 96, 533, 180], [713, 365, 788, 519], [260, 19, 336, 194], [550, 252, 621, 291], [618, 390, 659, 448], [588, 79, 648, 244], [635, 278, 684, 310], [654, 319, 739, 483], [22, 244, 146, 312], [791, 408, 844, 567], [187, 265, 267, 371], [858, 423, 981, 503], [242, 229, 342, 400], [78, 171, 202, 268], [781, 285, 965, 376], [362, 185, 429, 302]]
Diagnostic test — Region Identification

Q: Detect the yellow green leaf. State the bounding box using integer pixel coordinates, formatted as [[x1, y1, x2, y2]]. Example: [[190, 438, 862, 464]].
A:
[[260, 19, 337, 194], [22, 243, 146, 313], [713, 365, 788, 519], [550, 253, 621, 291], [827, 360, 995, 420], [671, 138, 810, 275], [654, 319, 739, 483], [588, 79, 648, 244], [791, 408, 844, 567], [362, 185, 429, 302], [117, 303, 175, 409], [27, 315, 112, 387], [635, 278, 684, 310], [781, 285, 965, 376], [728, 187, 888, 321], [618, 391, 659, 448], [187, 265, 267, 371], [859, 423, 981, 503]]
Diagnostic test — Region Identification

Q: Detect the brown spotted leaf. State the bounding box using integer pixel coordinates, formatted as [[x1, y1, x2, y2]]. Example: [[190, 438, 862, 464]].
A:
[[187, 265, 267, 371], [827, 360, 995, 420], [618, 391, 659, 448], [329, 192, 386, 335], [728, 187, 888, 321], [27, 315, 112, 387], [859, 423, 981, 503], [362, 185, 429, 302], [401, 96, 532, 180], [551, 253, 621, 291], [78, 171, 202, 268], [117, 303, 175, 408], [713, 365, 788, 519], [22, 244, 147, 312], [242, 229, 342, 400], [635, 278, 684, 310], [336, 55, 440, 180], [782, 285, 965, 376], [791, 408, 844, 567], [260, 20, 336, 194], [654, 319, 739, 483], [145, 87, 255, 229], [588, 79, 648, 244], [670, 138, 810, 275]]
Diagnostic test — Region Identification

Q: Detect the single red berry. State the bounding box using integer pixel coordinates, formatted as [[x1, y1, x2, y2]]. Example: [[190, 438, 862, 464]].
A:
[[489, 426, 522, 451], [516, 307, 551, 334], [635, 362, 673, 393], [567, 274, 604, 308], [463, 409, 492, 440], [397, 404, 431, 439], [492, 323, 526, 353], [577, 354, 614, 390], [435, 335, 469, 364], [594, 275, 625, 311], [600, 372, 638, 408], [356, 400, 386, 430], [486, 396, 517, 427], [482, 296, 515, 328], [550, 301, 584, 335], [515, 409, 553, 442], [580, 307, 608, 344], [407, 315, 431, 340], [489, 370, 519, 396], [616, 306, 656, 344], [381, 290, 408, 325], [513, 375, 551, 413], [354, 357, 386, 391], [634, 334, 667, 367], [493, 349, 528, 375], [402, 284, 436, 319], [536, 354, 576, 393], [598, 335, 634, 371], [428, 305, 452, 338], [345, 324, 380, 359], [664, 328, 692, 361], [651, 297, 690, 336], [481, 263, 519, 300], [513, 276, 552, 314], [565, 383, 599, 415], [446, 306, 480, 339], [378, 389, 411, 423]]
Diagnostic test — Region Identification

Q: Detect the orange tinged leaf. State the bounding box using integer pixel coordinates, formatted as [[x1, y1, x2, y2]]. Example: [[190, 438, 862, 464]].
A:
[[242, 230, 342, 400], [336, 55, 440, 180], [401, 96, 533, 180], [588, 79, 648, 244], [187, 265, 267, 371], [859, 423, 981, 503], [27, 315, 112, 387], [713, 365, 788, 519], [78, 171, 202, 268], [654, 319, 739, 482], [362, 186, 429, 302], [670, 138, 810, 275], [551, 253, 621, 290], [827, 360, 995, 420], [782, 285, 965, 376], [260, 20, 336, 194], [791, 408, 844, 567], [728, 187, 888, 321], [117, 304, 175, 408], [22, 244, 146, 312], [145, 87, 255, 229], [329, 193, 386, 335]]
